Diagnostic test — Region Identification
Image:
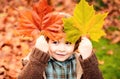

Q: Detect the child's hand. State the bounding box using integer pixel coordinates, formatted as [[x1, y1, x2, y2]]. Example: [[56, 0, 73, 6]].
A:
[[78, 36, 93, 59], [35, 35, 48, 53]]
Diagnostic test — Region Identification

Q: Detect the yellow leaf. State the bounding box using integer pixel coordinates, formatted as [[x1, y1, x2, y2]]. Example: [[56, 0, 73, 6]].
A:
[[63, 0, 108, 43]]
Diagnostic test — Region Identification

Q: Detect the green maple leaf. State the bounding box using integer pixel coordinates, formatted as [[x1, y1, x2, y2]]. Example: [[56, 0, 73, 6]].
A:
[[63, 0, 108, 43]]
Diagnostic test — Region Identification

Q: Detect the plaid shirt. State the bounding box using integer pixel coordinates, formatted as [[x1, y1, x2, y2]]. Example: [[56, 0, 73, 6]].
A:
[[45, 54, 76, 79]]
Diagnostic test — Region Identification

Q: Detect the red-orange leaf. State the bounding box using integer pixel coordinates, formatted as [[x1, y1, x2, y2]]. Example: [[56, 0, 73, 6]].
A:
[[41, 12, 65, 40], [18, 10, 40, 37], [17, 0, 64, 40]]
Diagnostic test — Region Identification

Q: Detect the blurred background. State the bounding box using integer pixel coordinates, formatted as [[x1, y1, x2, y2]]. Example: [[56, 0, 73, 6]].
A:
[[0, 0, 120, 79]]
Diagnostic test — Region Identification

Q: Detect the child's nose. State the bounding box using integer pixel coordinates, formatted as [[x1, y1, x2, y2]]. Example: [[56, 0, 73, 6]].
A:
[[58, 44, 65, 52]]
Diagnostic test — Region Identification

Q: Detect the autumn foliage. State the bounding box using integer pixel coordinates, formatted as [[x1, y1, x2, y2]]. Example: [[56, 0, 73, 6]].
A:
[[0, 0, 120, 79]]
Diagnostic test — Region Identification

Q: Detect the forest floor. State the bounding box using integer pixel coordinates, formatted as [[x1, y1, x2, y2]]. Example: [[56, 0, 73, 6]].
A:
[[0, 0, 120, 79]]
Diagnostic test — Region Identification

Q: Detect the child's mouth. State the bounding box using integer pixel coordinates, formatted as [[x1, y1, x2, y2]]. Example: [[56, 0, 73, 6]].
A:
[[55, 51, 67, 57], [56, 53, 66, 56]]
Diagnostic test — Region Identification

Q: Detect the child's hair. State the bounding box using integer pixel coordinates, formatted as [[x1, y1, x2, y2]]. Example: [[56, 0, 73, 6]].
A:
[[74, 37, 81, 51]]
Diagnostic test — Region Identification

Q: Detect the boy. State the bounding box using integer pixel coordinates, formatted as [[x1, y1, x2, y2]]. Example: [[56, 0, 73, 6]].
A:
[[17, 12, 103, 79]]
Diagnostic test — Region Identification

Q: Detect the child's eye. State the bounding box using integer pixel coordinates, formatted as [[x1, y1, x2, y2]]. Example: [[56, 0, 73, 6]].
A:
[[65, 41, 72, 45], [52, 41, 59, 44]]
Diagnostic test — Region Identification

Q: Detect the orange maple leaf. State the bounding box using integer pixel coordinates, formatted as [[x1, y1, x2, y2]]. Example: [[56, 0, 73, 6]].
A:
[[17, 0, 64, 40]]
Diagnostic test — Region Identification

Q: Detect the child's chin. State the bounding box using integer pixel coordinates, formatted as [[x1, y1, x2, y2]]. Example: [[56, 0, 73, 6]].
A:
[[55, 57, 68, 62]]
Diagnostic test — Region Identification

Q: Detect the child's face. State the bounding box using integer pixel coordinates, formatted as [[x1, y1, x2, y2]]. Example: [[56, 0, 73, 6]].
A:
[[48, 38, 75, 62]]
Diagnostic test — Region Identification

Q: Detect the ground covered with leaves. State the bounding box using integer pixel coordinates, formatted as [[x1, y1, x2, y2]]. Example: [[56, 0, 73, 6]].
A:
[[0, 0, 120, 79]]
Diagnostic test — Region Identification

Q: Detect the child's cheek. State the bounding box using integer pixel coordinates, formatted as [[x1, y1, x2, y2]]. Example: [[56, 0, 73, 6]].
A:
[[49, 45, 57, 53], [66, 46, 75, 53], [68, 48, 74, 53]]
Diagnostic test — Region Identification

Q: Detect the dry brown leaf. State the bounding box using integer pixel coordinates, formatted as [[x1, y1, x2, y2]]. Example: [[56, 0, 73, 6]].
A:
[[107, 50, 114, 55]]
